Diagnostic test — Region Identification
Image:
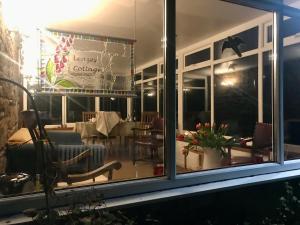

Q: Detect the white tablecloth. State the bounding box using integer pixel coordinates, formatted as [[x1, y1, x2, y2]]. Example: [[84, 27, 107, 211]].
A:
[[95, 111, 121, 136], [74, 121, 98, 139]]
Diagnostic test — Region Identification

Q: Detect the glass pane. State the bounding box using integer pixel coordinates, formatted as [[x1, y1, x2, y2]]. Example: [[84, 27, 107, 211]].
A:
[[30, 95, 62, 125], [183, 67, 211, 131], [185, 48, 210, 67], [134, 72, 142, 81], [67, 96, 95, 122], [1, 0, 165, 201], [143, 65, 157, 79], [176, 0, 273, 174], [214, 55, 258, 137], [100, 97, 127, 119], [263, 51, 272, 124], [214, 26, 258, 60], [143, 80, 157, 111], [284, 43, 300, 159], [133, 84, 142, 121]]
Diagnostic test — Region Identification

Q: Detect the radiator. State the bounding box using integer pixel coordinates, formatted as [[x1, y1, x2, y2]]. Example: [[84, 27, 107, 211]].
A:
[[57, 144, 106, 170]]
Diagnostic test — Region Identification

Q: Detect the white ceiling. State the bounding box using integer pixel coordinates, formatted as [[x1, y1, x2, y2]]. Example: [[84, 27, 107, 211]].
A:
[[47, 0, 266, 68]]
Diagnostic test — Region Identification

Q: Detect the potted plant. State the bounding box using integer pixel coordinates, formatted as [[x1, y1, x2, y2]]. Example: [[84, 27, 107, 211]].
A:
[[182, 123, 233, 169]]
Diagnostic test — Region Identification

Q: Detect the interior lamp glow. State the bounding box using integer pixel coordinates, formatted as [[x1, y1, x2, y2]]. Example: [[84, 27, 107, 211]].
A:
[[221, 78, 237, 87]]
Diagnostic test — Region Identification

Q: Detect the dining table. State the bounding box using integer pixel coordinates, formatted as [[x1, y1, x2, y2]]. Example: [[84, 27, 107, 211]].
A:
[[74, 111, 140, 145]]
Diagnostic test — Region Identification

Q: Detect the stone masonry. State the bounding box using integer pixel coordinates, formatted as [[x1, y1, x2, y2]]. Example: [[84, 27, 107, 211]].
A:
[[0, 1, 22, 172]]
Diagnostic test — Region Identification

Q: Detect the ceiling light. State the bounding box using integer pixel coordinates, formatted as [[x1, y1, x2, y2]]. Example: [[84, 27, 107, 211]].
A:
[[221, 78, 237, 87]]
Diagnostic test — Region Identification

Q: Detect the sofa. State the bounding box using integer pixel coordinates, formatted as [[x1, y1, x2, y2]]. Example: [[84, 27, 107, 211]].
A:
[[5, 129, 106, 176]]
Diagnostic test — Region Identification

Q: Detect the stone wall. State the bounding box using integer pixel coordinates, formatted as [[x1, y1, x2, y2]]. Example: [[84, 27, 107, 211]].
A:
[[0, 1, 22, 172]]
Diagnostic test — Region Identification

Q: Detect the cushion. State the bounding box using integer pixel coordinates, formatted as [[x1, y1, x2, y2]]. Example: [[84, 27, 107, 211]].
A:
[[8, 128, 32, 144]]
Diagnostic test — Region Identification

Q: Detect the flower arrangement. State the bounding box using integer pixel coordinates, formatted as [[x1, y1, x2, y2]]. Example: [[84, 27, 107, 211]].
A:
[[181, 123, 233, 157]]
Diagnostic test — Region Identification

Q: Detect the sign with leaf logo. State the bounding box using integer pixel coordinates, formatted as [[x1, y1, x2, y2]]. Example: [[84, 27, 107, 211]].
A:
[[39, 30, 135, 95]]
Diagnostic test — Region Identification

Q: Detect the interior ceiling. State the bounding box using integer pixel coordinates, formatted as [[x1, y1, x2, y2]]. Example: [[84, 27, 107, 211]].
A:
[[47, 0, 266, 68]]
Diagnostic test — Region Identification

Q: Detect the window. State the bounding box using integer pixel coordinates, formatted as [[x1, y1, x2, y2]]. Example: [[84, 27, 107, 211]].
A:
[[100, 97, 127, 119], [143, 65, 158, 80], [182, 67, 210, 131], [67, 96, 95, 122], [284, 42, 300, 159], [30, 95, 62, 125], [143, 80, 157, 112], [214, 55, 258, 137], [214, 27, 259, 60], [133, 84, 142, 121], [185, 48, 210, 67], [134, 72, 142, 81]]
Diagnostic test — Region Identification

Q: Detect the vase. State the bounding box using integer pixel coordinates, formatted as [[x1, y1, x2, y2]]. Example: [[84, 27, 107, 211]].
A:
[[190, 145, 224, 170]]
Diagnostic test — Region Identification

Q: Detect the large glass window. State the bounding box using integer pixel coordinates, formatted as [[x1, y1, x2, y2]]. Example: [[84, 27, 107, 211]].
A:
[[67, 96, 95, 122]]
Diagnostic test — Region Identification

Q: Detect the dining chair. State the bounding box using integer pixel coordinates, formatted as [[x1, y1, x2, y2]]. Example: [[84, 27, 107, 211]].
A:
[[132, 117, 164, 165], [230, 122, 272, 165]]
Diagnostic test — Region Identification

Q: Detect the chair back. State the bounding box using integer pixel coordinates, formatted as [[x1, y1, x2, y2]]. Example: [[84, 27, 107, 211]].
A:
[[141, 112, 159, 123], [151, 117, 164, 131], [82, 112, 96, 122], [253, 123, 272, 149]]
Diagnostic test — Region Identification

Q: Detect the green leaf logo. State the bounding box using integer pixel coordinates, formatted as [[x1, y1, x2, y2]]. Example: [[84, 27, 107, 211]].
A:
[[55, 79, 76, 88], [46, 59, 56, 84]]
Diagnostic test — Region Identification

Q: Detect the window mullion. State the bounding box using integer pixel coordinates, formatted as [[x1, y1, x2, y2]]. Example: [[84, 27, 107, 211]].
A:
[[273, 10, 284, 164], [164, 0, 176, 180]]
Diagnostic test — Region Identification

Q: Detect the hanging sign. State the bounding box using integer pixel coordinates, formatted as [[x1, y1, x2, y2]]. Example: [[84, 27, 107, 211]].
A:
[[38, 30, 135, 96]]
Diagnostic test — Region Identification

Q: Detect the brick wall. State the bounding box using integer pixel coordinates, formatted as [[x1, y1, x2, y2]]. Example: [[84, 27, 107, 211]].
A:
[[0, 1, 22, 172]]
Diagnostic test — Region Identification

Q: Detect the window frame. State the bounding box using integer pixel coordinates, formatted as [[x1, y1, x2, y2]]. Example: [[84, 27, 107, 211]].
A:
[[4, 0, 300, 217]]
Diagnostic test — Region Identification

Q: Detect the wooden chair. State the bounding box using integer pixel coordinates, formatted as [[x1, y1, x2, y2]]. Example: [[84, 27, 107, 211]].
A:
[[230, 123, 273, 165], [82, 112, 96, 122], [20, 110, 121, 186], [132, 117, 164, 165], [125, 111, 159, 152]]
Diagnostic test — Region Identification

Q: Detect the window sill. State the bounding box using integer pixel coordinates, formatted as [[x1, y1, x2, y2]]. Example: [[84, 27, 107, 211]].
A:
[[2, 167, 300, 225]]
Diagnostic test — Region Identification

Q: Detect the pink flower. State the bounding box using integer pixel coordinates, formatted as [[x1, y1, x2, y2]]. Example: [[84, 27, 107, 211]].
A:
[[196, 123, 201, 130], [60, 61, 65, 69], [55, 46, 61, 53], [54, 54, 60, 63], [204, 123, 210, 128], [62, 55, 68, 63]]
